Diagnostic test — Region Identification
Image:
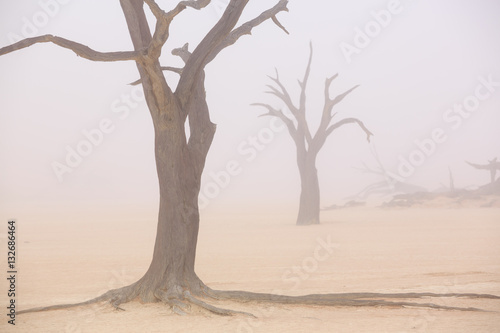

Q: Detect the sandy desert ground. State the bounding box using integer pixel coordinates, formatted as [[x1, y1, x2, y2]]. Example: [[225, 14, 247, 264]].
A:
[[1, 206, 499, 333]]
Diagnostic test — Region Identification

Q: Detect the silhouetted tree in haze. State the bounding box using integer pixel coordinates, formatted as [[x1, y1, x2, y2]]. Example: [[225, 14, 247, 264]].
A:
[[467, 158, 500, 184], [349, 145, 426, 200], [254, 43, 372, 225]]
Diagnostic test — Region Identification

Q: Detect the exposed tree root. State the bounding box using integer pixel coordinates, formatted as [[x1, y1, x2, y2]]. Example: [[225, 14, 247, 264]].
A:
[[17, 290, 113, 315], [208, 289, 498, 312], [183, 291, 256, 317], [16, 282, 139, 315], [154, 289, 191, 316], [18, 282, 500, 317]]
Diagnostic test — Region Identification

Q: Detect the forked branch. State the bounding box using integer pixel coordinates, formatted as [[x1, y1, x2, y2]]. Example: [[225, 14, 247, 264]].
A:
[[266, 69, 299, 116], [144, 0, 211, 24], [258, 43, 318, 149], [328, 85, 360, 110], [252, 102, 299, 144], [177, 0, 288, 105], [256, 43, 369, 154], [271, 15, 289, 34], [205, 0, 289, 65], [315, 77, 358, 139], [129, 66, 183, 85], [143, 0, 210, 58], [130, 43, 190, 85], [311, 70, 368, 152], [179, 0, 211, 10]]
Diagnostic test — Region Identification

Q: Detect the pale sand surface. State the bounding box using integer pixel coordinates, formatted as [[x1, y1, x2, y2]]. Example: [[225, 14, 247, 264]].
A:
[[1, 207, 499, 332]]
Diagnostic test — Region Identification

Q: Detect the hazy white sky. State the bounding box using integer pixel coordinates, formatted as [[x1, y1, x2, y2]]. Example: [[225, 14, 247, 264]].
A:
[[1, 0, 499, 222]]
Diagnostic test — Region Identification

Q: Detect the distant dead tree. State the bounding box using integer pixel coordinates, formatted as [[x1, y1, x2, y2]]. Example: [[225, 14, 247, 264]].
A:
[[466, 157, 500, 184], [254, 43, 372, 225], [350, 145, 426, 200], [447, 167, 456, 192]]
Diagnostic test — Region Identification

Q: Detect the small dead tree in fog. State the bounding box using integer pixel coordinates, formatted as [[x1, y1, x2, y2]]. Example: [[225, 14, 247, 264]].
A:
[[467, 158, 500, 184], [350, 145, 426, 200], [2, 0, 498, 318], [254, 43, 372, 225]]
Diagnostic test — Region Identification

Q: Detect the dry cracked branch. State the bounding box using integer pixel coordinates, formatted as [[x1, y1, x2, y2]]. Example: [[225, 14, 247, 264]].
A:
[[0, 35, 139, 62]]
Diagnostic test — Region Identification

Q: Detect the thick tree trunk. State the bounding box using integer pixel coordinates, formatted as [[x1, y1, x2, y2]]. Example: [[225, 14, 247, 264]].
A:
[[133, 128, 200, 302], [131, 69, 215, 302], [296, 150, 320, 225], [114, 0, 240, 305]]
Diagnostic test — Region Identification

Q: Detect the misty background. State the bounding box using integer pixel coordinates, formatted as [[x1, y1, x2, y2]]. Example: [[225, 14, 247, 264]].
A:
[[1, 0, 499, 223]]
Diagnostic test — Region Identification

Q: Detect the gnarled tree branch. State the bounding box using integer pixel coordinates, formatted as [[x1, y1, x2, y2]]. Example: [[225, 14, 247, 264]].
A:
[[143, 0, 210, 59], [130, 43, 191, 85], [176, 0, 251, 103], [129, 66, 183, 85], [328, 85, 359, 110], [325, 117, 373, 141], [172, 43, 192, 64], [129, 42, 191, 85], [206, 0, 289, 64], [0, 34, 139, 62], [252, 102, 297, 142], [176, 0, 288, 108], [179, 0, 211, 10], [266, 69, 299, 116], [271, 15, 289, 34], [310, 72, 364, 153], [119, 0, 174, 122], [314, 75, 358, 140]]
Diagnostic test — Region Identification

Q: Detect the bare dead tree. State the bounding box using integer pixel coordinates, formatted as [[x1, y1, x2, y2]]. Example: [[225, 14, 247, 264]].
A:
[[2, 0, 498, 318], [254, 43, 372, 225], [467, 157, 500, 184], [350, 145, 426, 200]]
